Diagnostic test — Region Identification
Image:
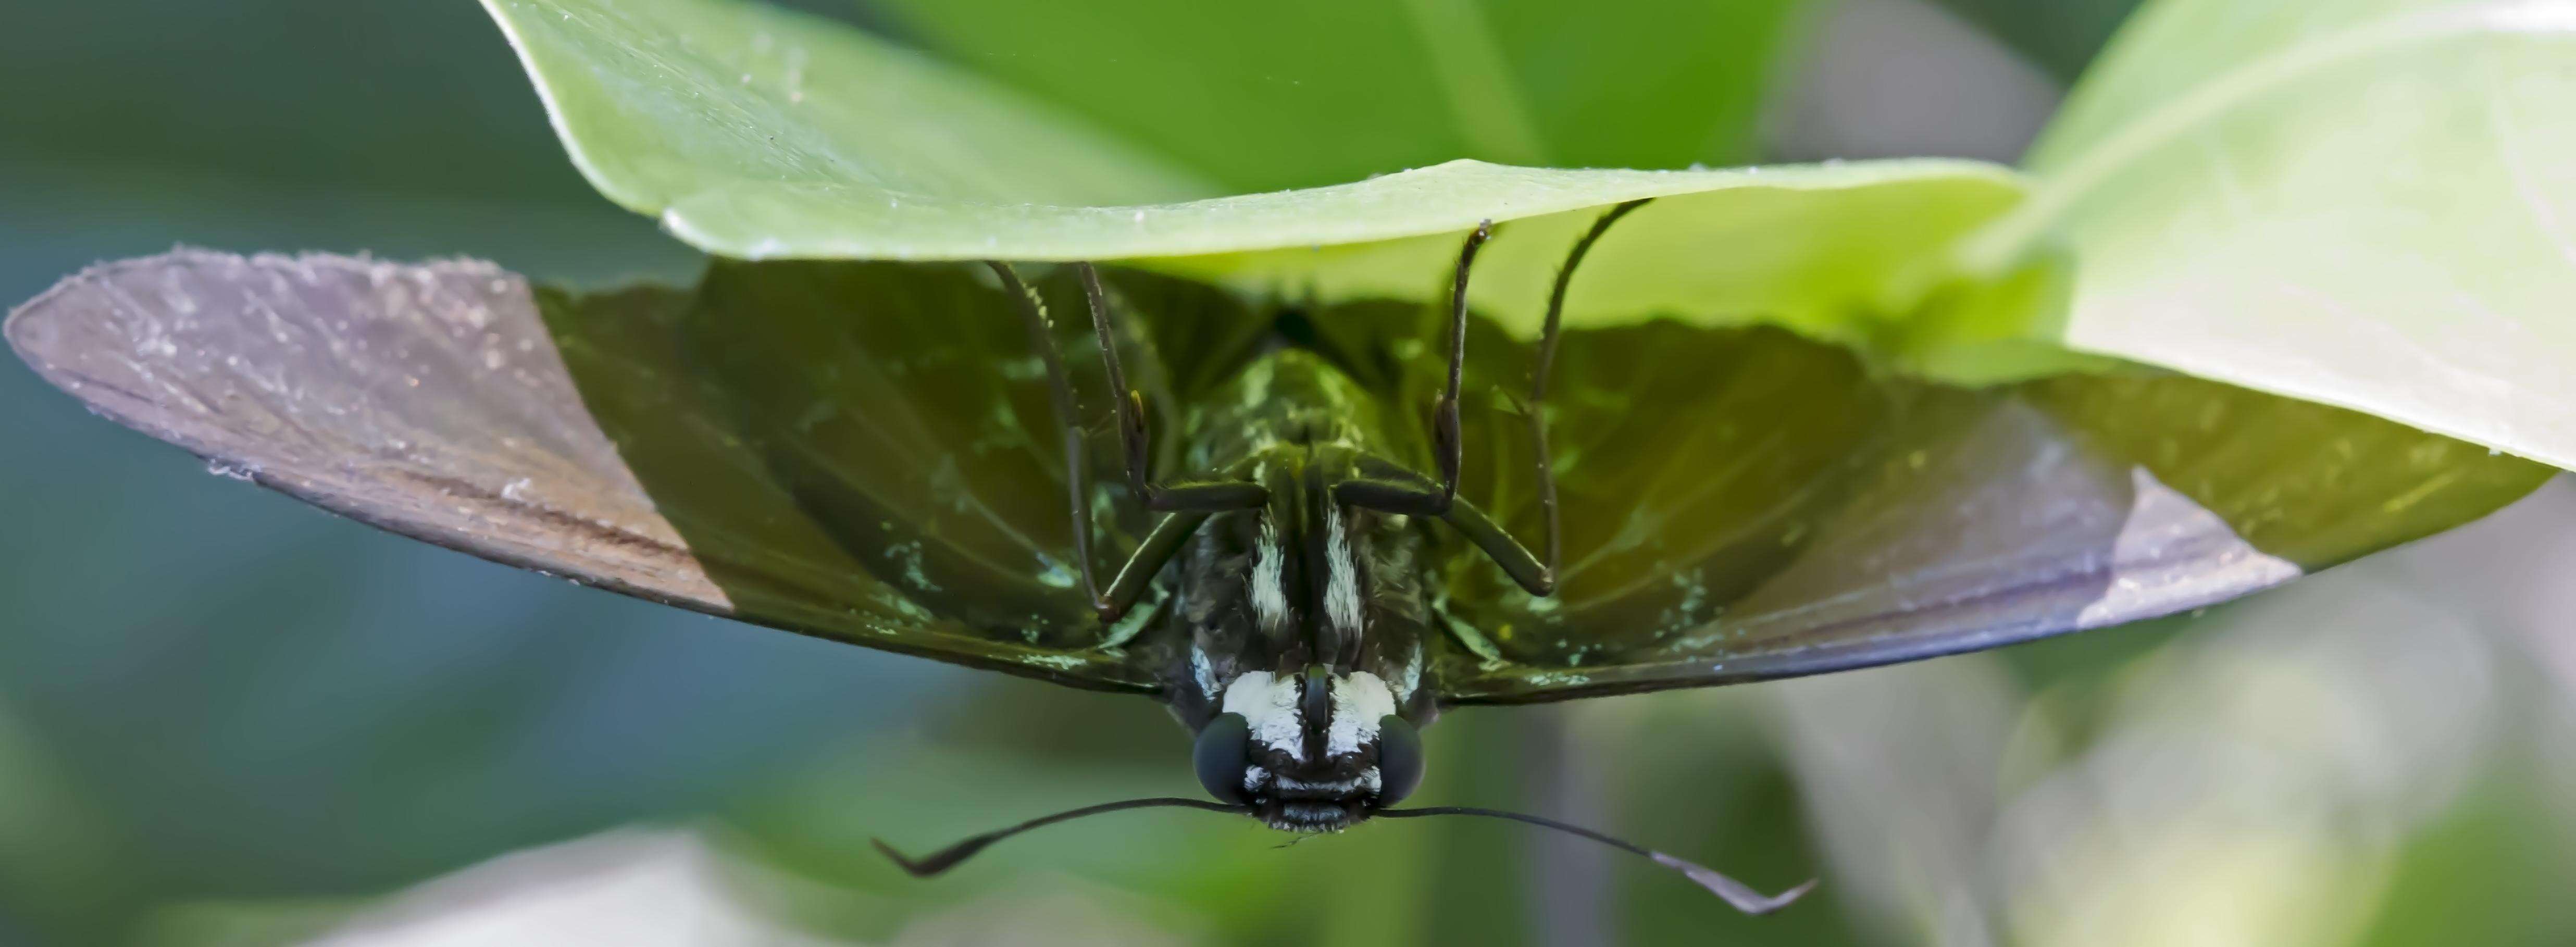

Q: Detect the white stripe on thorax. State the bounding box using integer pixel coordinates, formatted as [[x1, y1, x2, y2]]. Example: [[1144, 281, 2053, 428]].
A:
[[1324, 505, 1362, 634], [1250, 513, 1287, 631]]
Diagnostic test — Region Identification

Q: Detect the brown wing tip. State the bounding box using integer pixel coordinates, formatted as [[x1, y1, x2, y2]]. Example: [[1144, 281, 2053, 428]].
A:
[[0, 257, 103, 368], [9, 250, 309, 358], [7, 247, 523, 400], [2, 304, 35, 367]]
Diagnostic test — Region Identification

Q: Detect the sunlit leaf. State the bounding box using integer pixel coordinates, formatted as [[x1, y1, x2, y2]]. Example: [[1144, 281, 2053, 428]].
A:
[[477, 0, 1217, 225], [1972, 0, 2576, 468], [1925, 0, 2143, 80], [479, 0, 2043, 381]]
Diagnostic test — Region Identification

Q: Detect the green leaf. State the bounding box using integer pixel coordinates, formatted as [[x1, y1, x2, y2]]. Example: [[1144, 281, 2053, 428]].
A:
[[478, 0, 1219, 221], [1972, 0, 2576, 468], [1148, 163, 2030, 352], [483, 0, 2576, 473], [479, 0, 2034, 373], [867, 0, 1812, 191]]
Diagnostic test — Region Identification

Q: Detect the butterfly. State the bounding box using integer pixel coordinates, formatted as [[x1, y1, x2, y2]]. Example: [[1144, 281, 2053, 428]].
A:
[[16, 200, 2458, 914]]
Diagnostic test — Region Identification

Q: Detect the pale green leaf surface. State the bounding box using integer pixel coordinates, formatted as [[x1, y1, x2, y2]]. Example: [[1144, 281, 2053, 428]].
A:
[[1148, 166, 2030, 350], [478, 0, 1218, 219], [1979, 0, 2576, 468], [481, 0, 2034, 372]]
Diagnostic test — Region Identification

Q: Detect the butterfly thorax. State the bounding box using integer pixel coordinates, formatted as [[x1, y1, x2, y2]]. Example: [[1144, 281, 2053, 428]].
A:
[[1162, 347, 1440, 831]]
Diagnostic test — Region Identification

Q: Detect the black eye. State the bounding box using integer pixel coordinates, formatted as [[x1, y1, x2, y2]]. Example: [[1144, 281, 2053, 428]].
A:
[[1193, 712, 1252, 804], [1375, 714, 1425, 804]]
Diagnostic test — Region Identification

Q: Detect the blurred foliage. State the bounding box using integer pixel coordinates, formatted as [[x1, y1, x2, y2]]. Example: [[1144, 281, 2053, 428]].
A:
[[1928, 0, 2146, 81], [4, 2, 2575, 946], [0, 2, 851, 943], [0, 4, 565, 205]]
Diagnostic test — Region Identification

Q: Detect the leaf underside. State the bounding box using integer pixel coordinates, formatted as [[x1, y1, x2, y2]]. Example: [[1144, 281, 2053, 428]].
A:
[[476, 0, 2054, 381], [7, 253, 2547, 701], [482, 0, 2576, 472]]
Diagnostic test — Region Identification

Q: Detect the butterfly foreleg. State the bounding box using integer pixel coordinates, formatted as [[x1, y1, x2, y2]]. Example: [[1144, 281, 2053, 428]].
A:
[[1335, 201, 1651, 600], [1097, 510, 1212, 621], [1429, 220, 1492, 509], [1073, 262, 1161, 505], [1331, 220, 1492, 515], [1328, 221, 1559, 595], [1074, 262, 1270, 516], [992, 260, 1266, 624], [1331, 470, 1554, 596], [1517, 198, 1653, 599], [988, 261, 1218, 622]]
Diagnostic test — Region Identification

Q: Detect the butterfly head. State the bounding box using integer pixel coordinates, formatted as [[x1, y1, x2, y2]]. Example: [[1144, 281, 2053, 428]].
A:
[[1190, 667, 1424, 832]]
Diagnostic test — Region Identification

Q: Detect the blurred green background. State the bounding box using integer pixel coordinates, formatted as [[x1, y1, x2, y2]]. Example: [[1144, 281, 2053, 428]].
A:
[[5, 2, 2575, 944]]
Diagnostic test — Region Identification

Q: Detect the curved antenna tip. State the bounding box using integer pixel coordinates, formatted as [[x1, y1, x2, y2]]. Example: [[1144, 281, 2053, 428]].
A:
[[870, 838, 940, 878], [1381, 805, 1814, 916], [1649, 849, 1818, 915], [1737, 876, 1820, 916]]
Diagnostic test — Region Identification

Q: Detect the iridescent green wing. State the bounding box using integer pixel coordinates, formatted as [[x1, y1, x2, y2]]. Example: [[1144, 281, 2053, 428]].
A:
[[1347, 311, 2547, 703], [5, 252, 1260, 691]]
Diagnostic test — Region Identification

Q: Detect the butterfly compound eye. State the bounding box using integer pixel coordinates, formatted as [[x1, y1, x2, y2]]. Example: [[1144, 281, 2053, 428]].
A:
[[1194, 713, 1252, 804], [1376, 714, 1425, 804]]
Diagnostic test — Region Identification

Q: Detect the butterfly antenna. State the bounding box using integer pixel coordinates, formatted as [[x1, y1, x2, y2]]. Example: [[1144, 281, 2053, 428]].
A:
[[874, 798, 1249, 877], [1376, 805, 1815, 915]]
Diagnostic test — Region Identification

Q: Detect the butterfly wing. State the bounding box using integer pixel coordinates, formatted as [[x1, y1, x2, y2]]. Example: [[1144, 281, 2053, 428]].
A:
[[1401, 314, 2548, 703], [4, 251, 1235, 691]]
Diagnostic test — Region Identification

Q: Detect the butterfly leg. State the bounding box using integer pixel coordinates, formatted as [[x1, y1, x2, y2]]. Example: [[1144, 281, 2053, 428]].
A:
[[990, 261, 1249, 622], [1330, 221, 1560, 593], [1098, 509, 1211, 619], [1334, 220, 1490, 513], [1514, 198, 1653, 596], [1334, 468, 1552, 595], [1071, 264, 1268, 514], [1428, 221, 1492, 508], [1332, 202, 1650, 598]]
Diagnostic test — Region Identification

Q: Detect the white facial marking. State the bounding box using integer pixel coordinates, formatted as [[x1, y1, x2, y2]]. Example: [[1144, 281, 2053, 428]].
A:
[[1272, 774, 1362, 793], [1396, 643, 1423, 704], [1191, 646, 1219, 700], [1243, 765, 1270, 791], [1250, 513, 1287, 631], [1222, 670, 1304, 762], [1327, 672, 1398, 758], [1324, 505, 1362, 634]]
